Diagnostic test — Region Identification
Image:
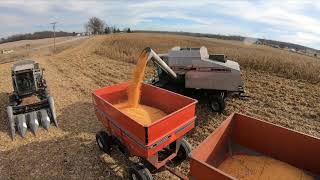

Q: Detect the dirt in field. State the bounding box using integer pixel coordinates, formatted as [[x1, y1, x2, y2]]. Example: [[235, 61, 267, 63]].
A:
[[0, 36, 77, 50], [0, 34, 319, 180], [0, 36, 87, 65], [20, 95, 40, 105]]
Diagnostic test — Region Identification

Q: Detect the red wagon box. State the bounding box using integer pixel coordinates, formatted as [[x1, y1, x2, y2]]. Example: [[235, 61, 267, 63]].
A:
[[190, 113, 320, 180], [92, 82, 197, 168]]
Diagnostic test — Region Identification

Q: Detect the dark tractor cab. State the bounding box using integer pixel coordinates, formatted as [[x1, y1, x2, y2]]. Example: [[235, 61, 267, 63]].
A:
[[14, 70, 36, 96], [11, 60, 47, 100]]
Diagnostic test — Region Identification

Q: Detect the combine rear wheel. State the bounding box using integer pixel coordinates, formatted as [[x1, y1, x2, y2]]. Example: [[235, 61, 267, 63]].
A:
[[96, 131, 112, 153], [209, 92, 225, 113], [129, 163, 153, 180]]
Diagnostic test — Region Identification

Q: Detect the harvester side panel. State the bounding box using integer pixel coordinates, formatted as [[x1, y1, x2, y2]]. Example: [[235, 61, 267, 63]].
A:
[[185, 70, 243, 91]]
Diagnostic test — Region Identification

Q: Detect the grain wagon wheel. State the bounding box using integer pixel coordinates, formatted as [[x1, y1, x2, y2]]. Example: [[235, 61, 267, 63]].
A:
[[129, 163, 153, 180], [172, 139, 192, 164], [96, 131, 112, 153]]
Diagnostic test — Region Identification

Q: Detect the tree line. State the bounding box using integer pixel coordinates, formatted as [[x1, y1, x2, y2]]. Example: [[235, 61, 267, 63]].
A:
[[84, 17, 131, 35], [0, 16, 132, 44], [0, 31, 74, 44]]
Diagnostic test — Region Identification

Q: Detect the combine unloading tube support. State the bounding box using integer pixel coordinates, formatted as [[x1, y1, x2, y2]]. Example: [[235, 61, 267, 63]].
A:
[[144, 47, 177, 79]]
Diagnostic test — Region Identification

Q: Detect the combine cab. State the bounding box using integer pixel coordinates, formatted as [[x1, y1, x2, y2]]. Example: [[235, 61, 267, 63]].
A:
[[150, 46, 245, 112], [7, 60, 58, 140]]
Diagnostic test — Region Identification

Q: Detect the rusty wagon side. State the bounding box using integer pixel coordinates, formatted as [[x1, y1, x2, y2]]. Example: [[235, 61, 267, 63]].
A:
[[189, 113, 320, 180], [92, 82, 197, 170]]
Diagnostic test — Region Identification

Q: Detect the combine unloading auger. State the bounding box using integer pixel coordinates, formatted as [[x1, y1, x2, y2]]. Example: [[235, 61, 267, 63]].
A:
[[7, 60, 58, 140]]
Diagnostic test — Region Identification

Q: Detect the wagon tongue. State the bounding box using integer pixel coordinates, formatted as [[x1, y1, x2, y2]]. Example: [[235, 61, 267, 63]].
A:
[[16, 114, 28, 137], [28, 112, 39, 135]]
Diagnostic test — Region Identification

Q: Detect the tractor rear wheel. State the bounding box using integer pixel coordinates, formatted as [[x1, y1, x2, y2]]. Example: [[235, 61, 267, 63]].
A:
[[129, 163, 153, 180], [172, 139, 192, 164], [96, 131, 111, 153]]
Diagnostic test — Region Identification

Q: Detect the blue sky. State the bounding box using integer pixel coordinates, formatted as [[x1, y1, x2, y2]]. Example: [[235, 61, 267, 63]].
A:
[[1, 0, 320, 49]]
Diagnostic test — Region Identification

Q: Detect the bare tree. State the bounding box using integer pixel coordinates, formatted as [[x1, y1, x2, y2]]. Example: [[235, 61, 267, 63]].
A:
[[112, 26, 117, 33], [104, 25, 111, 34], [85, 17, 105, 35]]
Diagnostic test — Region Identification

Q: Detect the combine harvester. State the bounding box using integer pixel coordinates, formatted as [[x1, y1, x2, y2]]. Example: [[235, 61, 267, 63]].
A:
[[7, 60, 58, 140], [150, 46, 245, 112]]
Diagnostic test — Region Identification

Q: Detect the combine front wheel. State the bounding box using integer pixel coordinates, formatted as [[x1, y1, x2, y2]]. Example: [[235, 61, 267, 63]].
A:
[[209, 92, 225, 113]]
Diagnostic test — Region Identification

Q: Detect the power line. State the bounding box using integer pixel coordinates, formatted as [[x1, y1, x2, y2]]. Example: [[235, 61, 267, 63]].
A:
[[50, 22, 57, 52]]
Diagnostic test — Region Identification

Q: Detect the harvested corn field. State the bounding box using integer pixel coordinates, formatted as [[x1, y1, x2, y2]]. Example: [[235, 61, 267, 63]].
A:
[[0, 33, 319, 179]]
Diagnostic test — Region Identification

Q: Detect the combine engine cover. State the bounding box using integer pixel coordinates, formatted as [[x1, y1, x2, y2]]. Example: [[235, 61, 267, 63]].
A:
[[7, 60, 58, 140], [166, 46, 244, 92]]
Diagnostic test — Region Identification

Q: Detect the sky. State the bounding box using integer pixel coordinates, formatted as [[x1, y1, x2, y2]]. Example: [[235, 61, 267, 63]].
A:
[[0, 0, 320, 49]]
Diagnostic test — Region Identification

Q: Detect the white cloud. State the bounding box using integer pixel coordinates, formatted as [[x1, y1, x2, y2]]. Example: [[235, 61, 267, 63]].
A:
[[0, 0, 319, 49], [0, 0, 58, 13], [280, 32, 320, 48]]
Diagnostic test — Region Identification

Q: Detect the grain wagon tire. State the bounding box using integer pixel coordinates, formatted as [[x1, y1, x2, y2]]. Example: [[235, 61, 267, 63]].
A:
[[129, 163, 153, 180], [172, 139, 192, 164], [96, 131, 111, 153]]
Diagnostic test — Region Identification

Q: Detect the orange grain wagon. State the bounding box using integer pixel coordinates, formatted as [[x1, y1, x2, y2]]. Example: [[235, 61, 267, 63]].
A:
[[92, 82, 197, 179], [189, 113, 320, 180]]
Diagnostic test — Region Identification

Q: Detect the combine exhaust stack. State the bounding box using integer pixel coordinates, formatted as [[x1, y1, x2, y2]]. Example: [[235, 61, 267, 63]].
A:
[[7, 60, 58, 140]]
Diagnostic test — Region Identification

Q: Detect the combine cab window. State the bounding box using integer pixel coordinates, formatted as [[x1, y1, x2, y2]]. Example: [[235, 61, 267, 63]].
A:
[[16, 71, 35, 95]]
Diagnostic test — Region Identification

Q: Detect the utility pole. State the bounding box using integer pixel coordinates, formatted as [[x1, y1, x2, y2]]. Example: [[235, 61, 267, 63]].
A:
[[50, 22, 57, 52]]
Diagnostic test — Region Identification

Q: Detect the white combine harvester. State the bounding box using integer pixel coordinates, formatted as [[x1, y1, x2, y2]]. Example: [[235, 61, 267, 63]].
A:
[[149, 46, 245, 112], [7, 60, 58, 140]]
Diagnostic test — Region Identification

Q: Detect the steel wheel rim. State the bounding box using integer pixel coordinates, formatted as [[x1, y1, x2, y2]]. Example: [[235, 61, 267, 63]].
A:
[[211, 102, 219, 111], [131, 173, 138, 180], [97, 138, 103, 149]]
